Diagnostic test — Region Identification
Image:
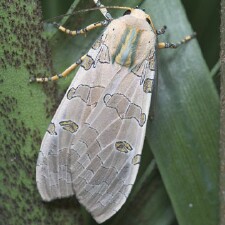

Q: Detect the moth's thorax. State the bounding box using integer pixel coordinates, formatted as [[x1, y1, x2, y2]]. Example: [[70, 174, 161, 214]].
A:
[[105, 14, 156, 68], [129, 9, 152, 23]]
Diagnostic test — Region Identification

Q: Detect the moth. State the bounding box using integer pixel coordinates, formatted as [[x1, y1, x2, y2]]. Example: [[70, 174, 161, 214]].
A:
[[35, 0, 195, 223]]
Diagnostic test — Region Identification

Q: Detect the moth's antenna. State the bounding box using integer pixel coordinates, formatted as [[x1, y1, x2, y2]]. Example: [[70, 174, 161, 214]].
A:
[[44, 6, 132, 23]]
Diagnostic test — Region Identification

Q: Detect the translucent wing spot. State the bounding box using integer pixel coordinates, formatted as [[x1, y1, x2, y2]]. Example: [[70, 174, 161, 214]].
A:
[[47, 122, 57, 135], [115, 141, 133, 153], [96, 44, 110, 64], [59, 120, 79, 133], [143, 78, 153, 93], [103, 93, 146, 127], [86, 36, 110, 69], [67, 84, 105, 106], [131, 61, 146, 78], [140, 113, 146, 127], [81, 55, 94, 70], [131, 49, 156, 86], [132, 154, 141, 165]]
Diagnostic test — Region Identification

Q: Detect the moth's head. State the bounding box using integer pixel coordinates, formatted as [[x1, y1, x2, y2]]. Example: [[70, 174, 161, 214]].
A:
[[123, 8, 156, 33]]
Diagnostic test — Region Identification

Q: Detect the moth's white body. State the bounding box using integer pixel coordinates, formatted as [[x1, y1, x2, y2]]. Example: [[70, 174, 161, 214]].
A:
[[36, 9, 157, 223]]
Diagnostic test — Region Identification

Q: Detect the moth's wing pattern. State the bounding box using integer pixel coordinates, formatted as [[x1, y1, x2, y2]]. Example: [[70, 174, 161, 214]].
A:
[[36, 33, 121, 201], [69, 54, 156, 223], [36, 13, 157, 223]]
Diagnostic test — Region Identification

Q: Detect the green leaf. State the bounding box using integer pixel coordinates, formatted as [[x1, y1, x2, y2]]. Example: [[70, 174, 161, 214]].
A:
[[220, 0, 225, 224], [181, 0, 220, 69], [142, 1, 219, 225]]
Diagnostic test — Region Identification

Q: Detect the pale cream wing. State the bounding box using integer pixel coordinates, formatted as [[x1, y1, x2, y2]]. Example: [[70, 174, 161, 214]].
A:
[[36, 33, 122, 201], [36, 12, 157, 223], [69, 56, 156, 223]]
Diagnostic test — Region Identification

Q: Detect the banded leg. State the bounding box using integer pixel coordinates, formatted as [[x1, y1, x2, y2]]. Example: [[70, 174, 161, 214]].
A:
[[93, 0, 113, 20], [158, 32, 196, 49], [30, 54, 87, 83], [54, 20, 109, 36]]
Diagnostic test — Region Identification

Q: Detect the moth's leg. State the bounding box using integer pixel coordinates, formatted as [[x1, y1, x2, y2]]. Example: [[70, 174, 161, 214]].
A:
[[156, 25, 167, 35], [53, 20, 109, 36], [93, 0, 113, 20], [158, 32, 196, 49], [30, 54, 87, 83]]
